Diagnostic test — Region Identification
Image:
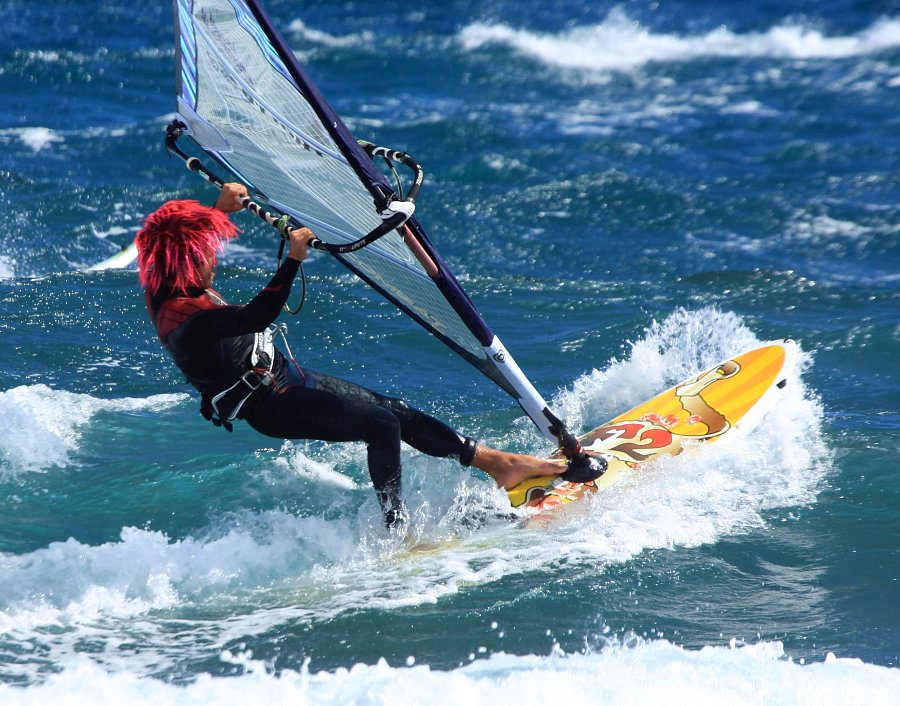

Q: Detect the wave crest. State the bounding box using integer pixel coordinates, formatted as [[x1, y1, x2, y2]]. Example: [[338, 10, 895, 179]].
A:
[[460, 11, 900, 72]]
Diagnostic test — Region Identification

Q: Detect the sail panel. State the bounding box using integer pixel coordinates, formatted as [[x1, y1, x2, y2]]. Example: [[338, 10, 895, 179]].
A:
[[175, 0, 492, 361]]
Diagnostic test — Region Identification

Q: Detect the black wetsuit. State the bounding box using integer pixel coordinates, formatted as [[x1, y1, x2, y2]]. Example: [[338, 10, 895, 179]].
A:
[[147, 258, 475, 524]]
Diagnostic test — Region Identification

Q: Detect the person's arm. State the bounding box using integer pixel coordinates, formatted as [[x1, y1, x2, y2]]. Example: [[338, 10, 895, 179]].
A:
[[213, 182, 314, 264], [181, 226, 317, 340], [232, 256, 301, 331]]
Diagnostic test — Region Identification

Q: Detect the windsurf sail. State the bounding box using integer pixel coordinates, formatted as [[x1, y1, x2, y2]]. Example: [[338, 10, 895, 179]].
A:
[[170, 0, 581, 452]]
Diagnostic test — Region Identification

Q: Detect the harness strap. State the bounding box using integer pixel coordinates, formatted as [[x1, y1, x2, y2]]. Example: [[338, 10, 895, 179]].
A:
[[251, 326, 276, 369], [204, 367, 273, 432], [204, 324, 279, 432]]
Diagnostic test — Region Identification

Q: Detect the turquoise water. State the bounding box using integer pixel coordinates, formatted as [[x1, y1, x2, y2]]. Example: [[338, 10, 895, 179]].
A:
[[1, 0, 899, 702]]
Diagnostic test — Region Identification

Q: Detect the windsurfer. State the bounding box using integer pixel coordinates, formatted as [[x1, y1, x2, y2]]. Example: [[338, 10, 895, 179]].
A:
[[137, 183, 564, 527]]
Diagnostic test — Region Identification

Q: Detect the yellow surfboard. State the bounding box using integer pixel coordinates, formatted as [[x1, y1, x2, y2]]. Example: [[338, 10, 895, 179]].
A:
[[508, 339, 798, 511]]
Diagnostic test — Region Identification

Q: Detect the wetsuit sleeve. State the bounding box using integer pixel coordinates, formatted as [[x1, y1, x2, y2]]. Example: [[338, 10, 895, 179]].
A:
[[183, 258, 301, 341], [232, 257, 301, 332]]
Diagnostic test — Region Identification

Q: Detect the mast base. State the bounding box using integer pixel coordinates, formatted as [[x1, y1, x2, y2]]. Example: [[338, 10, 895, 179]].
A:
[[560, 454, 608, 484]]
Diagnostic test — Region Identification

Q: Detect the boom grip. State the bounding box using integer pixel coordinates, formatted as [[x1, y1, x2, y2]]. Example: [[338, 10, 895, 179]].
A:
[[358, 140, 424, 205], [165, 121, 420, 255]]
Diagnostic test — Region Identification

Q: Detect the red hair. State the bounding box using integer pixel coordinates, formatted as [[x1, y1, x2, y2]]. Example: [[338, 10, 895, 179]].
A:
[[136, 199, 239, 295]]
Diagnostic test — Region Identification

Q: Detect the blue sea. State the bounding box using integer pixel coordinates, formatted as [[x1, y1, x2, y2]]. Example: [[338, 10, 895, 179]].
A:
[[2, 0, 899, 702]]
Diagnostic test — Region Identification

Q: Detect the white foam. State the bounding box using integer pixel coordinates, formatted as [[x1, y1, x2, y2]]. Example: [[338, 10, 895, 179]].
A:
[[554, 307, 760, 430], [90, 224, 131, 240], [789, 211, 879, 245], [275, 441, 361, 491], [16, 127, 64, 152], [1, 639, 898, 705], [0, 385, 187, 477], [0, 512, 358, 634], [459, 12, 900, 72], [0, 255, 16, 279], [287, 18, 373, 48], [4, 311, 822, 586], [776, 209, 898, 284], [0, 511, 368, 686]]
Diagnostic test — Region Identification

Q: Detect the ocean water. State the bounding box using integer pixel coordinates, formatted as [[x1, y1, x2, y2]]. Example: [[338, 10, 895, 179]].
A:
[[1, 0, 899, 703]]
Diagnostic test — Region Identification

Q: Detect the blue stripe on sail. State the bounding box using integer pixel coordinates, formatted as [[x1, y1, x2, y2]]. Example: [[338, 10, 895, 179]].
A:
[[176, 0, 198, 106], [230, 0, 297, 88]]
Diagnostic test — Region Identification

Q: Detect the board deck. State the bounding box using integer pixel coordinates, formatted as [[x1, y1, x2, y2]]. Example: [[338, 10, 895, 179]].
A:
[[507, 339, 798, 511]]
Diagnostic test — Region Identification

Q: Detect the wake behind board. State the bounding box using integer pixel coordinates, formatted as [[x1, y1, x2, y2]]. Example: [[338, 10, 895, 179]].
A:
[[508, 339, 798, 511]]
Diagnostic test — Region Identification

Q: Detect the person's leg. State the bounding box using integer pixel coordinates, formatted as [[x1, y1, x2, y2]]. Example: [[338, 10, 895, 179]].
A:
[[352, 385, 566, 490], [251, 369, 565, 514], [246, 379, 406, 526], [363, 406, 405, 527]]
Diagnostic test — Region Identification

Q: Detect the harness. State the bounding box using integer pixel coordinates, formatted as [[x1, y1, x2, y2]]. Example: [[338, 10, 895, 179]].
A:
[[203, 325, 277, 432]]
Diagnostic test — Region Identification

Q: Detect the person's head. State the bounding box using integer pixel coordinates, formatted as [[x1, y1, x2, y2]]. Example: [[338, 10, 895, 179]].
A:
[[135, 199, 239, 295]]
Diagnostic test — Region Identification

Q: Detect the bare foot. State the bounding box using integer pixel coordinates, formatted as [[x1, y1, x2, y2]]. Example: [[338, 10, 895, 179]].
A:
[[471, 445, 564, 490]]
